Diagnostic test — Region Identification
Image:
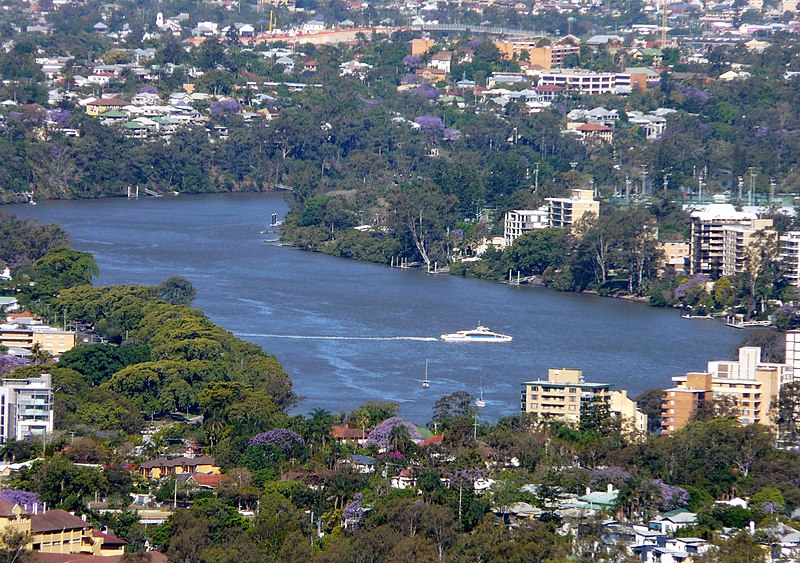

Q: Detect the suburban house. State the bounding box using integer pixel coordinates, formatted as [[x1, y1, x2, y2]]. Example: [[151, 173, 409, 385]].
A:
[[85, 98, 128, 116], [137, 455, 220, 479], [31, 509, 127, 556], [331, 424, 368, 445]]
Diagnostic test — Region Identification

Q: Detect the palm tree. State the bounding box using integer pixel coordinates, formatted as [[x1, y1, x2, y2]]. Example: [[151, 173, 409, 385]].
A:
[[31, 343, 52, 366]]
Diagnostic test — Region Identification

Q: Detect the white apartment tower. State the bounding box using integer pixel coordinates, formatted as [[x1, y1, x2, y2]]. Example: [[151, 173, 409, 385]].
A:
[[0, 373, 54, 443]]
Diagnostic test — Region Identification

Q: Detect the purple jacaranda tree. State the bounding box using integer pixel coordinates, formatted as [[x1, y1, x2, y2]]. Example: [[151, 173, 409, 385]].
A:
[[343, 493, 364, 529], [248, 429, 304, 450], [443, 127, 461, 141], [414, 85, 440, 100], [401, 73, 422, 85], [402, 54, 422, 69], [1, 490, 41, 511], [674, 274, 706, 299], [589, 466, 631, 490], [365, 417, 421, 450], [139, 85, 159, 94], [46, 109, 71, 126], [414, 115, 445, 131], [0, 356, 28, 376], [209, 99, 242, 117]]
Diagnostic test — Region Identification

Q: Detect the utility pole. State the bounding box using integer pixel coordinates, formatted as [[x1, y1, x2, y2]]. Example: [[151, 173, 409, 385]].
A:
[[534, 162, 540, 192]]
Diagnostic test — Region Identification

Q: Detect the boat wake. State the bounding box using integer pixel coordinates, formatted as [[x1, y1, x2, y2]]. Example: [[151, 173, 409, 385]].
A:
[[236, 333, 439, 342]]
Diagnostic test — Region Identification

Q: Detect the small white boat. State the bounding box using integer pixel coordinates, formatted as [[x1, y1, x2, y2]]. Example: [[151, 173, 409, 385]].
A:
[[441, 325, 512, 342], [476, 378, 485, 408], [422, 359, 430, 389]]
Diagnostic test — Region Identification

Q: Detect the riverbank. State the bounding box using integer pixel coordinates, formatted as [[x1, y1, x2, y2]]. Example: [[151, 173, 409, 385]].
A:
[[6, 193, 751, 423]]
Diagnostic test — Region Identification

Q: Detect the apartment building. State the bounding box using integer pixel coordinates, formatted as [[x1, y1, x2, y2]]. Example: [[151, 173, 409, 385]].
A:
[[721, 220, 776, 278], [688, 204, 762, 278], [610, 390, 648, 437], [0, 373, 54, 443], [661, 333, 798, 435], [0, 324, 76, 356], [780, 231, 800, 287], [537, 69, 635, 95], [504, 208, 549, 246], [495, 38, 580, 68], [521, 368, 611, 425], [546, 188, 600, 229]]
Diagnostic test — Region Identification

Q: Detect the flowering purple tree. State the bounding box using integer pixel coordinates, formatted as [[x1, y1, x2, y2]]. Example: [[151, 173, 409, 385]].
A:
[[674, 274, 707, 300], [400, 73, 422, 85], [139, 85, 159, 94], [414, 115, 445, 131], [365, 417, 421, 450], [0, 356, 28, 376], [343, 493, 364, 529], [402, 54, 421, 69], [589, 467, 631, 490], [414, 86, 440, 100], [653, 479, 689, 511], [46, 109, 71, 127], [1, 490, 41, 510], [209, 99, 242, 118], [443, 128, 461, 141], [248, 429, 304, 452]]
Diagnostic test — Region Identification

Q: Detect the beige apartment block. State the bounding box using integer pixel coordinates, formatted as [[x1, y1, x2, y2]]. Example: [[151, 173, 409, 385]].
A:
[[546, 189, 600, 229], [610, 390, 648, 437], [0, 324, 76, 356], [662, 333, 799, 435], [688, 204, 768, 278], [721, 220, 775, 278], [521, 368, 610, 425]]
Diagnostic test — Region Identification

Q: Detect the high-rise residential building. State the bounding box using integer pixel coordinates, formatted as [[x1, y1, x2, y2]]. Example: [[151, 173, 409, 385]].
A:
[[721, 220, 776, 278], [780, 231, 800, 287], [689, 204, 765, 278], [504, 209, 549, 246], [661, 333, 798, 435], [0, 373, 54, 443], [546, 189, 600, 229], [610, 390, 648, 437], [521, 368, 611, 425]]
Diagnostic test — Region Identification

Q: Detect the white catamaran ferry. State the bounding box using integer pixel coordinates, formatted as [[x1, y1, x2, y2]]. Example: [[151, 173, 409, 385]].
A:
[[440, 325, 513, 342]]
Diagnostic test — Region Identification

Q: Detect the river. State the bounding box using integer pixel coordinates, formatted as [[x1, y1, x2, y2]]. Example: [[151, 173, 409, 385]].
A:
[[8, 193, 750, 424]]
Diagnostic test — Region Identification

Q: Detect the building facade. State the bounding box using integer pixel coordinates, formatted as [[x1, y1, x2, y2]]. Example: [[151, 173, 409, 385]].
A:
[[688, 204, 763, 278], [662, 333, 798, 435], [521, 368, 611, 425], [0, 373, 54, 443], [504, 208, 549, 246], [721, 220, 775, 278], [780, 231, 800, 287], [546, 189, 600, 229], [0, 324, 76, 356]]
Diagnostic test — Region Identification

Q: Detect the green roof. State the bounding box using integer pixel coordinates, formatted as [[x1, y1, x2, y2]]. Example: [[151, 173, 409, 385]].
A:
[[123, 122, 148, 129], [100, 110, 127, 118]]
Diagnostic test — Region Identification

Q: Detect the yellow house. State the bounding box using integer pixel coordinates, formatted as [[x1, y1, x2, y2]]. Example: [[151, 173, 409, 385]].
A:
[[138, 455, 220, 479], [30, 509, 127, 555], [85, 98, 128, 117], [0, 499, 32, 542], [31, 509, 92, 554]]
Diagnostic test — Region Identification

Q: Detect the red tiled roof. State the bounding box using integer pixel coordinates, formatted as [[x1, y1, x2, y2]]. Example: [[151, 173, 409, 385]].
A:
[[91, 529, 128, 546], [190, 474, 222, 488], [576, 123, 613, 132], [31, 510, 90, 533], [419, 435, 444, 447], [331, 424, 366, 440]]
